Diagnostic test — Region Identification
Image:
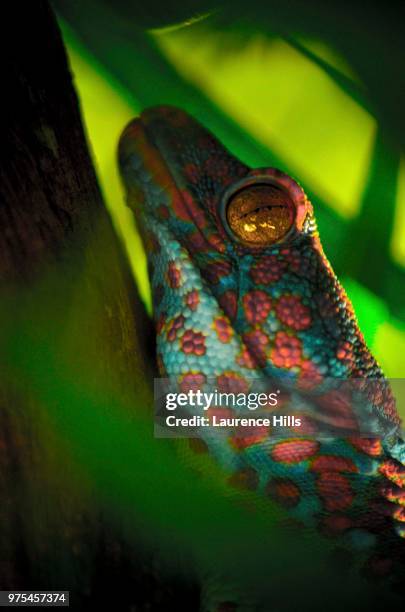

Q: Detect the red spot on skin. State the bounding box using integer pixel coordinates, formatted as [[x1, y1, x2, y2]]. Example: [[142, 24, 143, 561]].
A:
[[243, 290, 272, 325], [266, 478, 301, 508], [204, 260, 232, 284], [167, 262, 182, 289], [394, 506, 405, 522], [291, 414, 318, 436], [156, 313, 166, 335], [319, 514, 353, 536], [349, 437, 383, 457], [172, 189, 207, 227], [336, 340, 354, 364], [208, 232, 227, 253], [203, 155, 233, 180], [186, 231, 210, 255], [380, 483, 405, 505], [181, 329, 206, 356], [157, 204, 170, 220], [317, 472, 354, 511], [271, 439, 320, 463], [179, 372, 206, 393], [275, 295, 312, 330], [166, 315, 185, 342], [183, 163, 199, 183], [242, 329, 270, 367], [218, 290, 237, 320], [271, 332, 302, 369], [250, 255, 287, 284], [156, 353, 165, 375], [185, 290, 199, 311], [213, 317, 233, 343], [217, 372, 249, 394], [230, 422, 270, 450], [378, 459, 405, 487], [316, 391, 358, 430], [311, 455, 358, 473], [236, 346, 257, 370], [298, 360, 323, 389], [282, 249, 301, 273]]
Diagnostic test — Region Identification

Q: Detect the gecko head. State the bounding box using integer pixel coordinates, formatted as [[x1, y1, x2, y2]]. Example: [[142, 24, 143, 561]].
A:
[[118, 105, 314, 261], [118, 106, 399, 419]]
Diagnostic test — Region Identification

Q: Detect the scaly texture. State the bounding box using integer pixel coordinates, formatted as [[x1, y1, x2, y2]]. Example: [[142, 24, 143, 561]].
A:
[[118, 106, 405, 605]]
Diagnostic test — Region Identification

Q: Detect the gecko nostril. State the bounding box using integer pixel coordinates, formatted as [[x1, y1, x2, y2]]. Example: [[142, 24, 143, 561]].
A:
[[219, 176, 296, 248]]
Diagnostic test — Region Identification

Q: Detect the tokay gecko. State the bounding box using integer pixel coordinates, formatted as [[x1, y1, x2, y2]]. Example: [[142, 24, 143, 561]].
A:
[[118, 106, 405, 609]]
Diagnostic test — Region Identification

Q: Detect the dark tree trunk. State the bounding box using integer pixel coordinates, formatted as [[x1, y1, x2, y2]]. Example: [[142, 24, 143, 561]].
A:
[[0, 2, 198, 609]]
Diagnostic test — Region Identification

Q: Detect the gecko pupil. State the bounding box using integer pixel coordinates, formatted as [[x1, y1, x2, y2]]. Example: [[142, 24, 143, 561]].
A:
[[225, 183, 295, 247]]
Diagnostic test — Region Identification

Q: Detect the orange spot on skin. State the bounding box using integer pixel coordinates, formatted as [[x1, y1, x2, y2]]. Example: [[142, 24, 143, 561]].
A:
[[271, 439, 320, 463], [166, 315, 185, 342], [230, 422, 270, 450], [393, 506, 405, 522], [179, 372, 206, 393], [172, 189, 207, 227], [336, 340, 353, 363], [167, 262, 182, 288], [156, 313, 166, 335], [204, 260, 232, 284], [380, 483, 405, 505], [185, 290, 199, 311], [349, 437, 383, 457], [298, 360, 323, 389], [242, 329, 270, 368], [213, 317, 233, 343], [271, 332, 303, 369], [218, 290, 238, 321], [217, 372, 249, 394], [317, 472, 354, 511], [275, 295, 312, 330], [180, 330, 206, 356], [250, 255, 287, 284], [266, 478, 301, 508], [317, 391, 358, 430], [236, 346, 257, 369], [311, 455, 358, 473], [320, 514, 353, 536], [243, 290, 272, 325]]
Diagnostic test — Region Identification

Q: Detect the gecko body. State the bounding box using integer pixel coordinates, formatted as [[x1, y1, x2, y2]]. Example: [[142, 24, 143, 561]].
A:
[[118, 106, 405, 608]]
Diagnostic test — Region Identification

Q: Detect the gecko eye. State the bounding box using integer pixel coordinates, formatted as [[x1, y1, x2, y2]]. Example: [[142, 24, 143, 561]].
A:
[[223, 182, 295, 247]]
